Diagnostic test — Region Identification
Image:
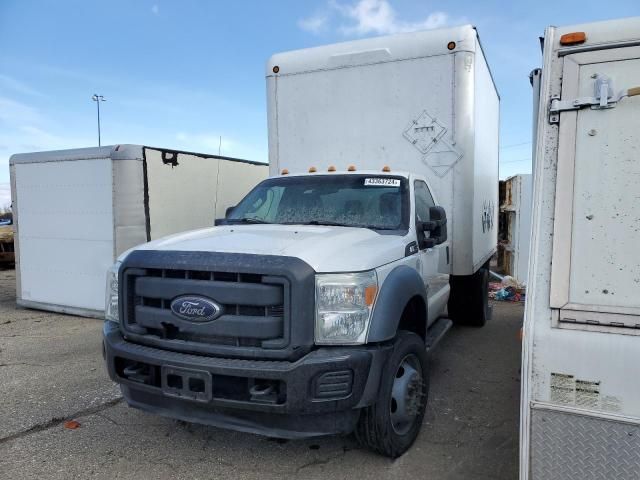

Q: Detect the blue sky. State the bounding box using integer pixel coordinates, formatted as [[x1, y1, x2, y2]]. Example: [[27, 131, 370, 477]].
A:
[[1, 0, 638, 207]]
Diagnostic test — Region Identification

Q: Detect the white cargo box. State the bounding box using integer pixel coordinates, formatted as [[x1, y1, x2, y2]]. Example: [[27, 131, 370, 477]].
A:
[[266, 25, 499, 275], [499, 174, 532, 284], [9, 145, 268, 317], [521, 17, 640, 479]]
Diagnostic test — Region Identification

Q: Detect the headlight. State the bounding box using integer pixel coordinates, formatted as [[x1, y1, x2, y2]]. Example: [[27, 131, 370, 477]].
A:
[[105, 262, 121, 323], [315, 270, 378, 345]]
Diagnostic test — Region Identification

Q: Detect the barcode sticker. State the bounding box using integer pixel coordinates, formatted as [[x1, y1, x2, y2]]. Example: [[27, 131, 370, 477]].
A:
[[364, 178, 401, 187]]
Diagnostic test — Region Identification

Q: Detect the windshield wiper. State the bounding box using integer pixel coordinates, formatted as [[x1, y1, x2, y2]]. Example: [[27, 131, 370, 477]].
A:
[[280, 220, 398, 230], [300, 220, 349, 227], [294, 220, 399, 230], [228, 217, 271, 224]]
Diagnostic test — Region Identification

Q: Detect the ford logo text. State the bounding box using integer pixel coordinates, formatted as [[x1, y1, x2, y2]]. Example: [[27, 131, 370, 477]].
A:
[[170, 296, 221, 322]]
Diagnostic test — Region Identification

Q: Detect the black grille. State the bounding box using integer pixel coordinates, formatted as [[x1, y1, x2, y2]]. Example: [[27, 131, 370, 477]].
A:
[[118, 250, 316, 361], [122, 267, 287, 351]]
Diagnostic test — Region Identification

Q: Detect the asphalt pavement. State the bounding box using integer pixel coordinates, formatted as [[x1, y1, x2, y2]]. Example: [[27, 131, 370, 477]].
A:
[[0, 267, 523, 479]]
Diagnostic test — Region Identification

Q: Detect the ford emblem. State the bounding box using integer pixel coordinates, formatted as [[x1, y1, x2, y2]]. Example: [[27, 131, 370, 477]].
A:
[[170, 296, 221, 322]]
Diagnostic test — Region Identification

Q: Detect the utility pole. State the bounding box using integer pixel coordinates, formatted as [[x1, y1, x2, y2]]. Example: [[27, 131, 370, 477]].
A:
[[91, 94, 106, 147]]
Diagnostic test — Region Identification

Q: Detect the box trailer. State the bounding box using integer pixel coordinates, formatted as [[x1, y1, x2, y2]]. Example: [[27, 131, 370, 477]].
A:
[[103, 25, 499, 458], [9, 145, 267, 317], [498, 174, 532, 285], [521, 17, 640, 479]]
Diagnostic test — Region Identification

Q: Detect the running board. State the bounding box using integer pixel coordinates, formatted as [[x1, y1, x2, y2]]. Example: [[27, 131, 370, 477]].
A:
[[425, 317, 452, 353]]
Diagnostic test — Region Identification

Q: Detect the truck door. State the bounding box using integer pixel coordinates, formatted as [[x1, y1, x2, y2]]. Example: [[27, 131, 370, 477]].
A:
[[414, 180, 450, 325], [549, 46, 640, 327]]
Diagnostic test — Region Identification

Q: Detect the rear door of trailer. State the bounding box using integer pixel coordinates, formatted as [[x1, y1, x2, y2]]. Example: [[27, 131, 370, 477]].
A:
[[521, 20, 640, 479]]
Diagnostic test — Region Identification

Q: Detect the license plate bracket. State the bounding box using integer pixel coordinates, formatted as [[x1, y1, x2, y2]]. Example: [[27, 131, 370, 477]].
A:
[[161, 366, 212, 403]]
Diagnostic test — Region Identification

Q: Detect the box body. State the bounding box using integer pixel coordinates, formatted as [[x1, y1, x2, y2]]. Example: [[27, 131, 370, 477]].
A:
[[521, 17, 640, 479], [266, 25, 499, 275], [498, 174, 532, 284], [9, 145, 267, 316]]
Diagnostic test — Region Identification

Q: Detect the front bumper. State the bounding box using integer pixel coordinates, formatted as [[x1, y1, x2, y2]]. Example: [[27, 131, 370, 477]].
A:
[[103, 321, 392, 438]]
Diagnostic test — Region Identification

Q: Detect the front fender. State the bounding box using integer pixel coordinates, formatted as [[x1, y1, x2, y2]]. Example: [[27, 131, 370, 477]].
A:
[[367, 265, 428, 342]]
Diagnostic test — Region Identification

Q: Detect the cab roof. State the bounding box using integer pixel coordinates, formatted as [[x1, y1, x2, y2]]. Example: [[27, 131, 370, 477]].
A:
[[274, 170, 412, 179]]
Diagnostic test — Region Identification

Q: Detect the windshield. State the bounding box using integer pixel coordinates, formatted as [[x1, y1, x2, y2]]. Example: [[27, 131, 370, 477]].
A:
[[226, 174, 409, 231]]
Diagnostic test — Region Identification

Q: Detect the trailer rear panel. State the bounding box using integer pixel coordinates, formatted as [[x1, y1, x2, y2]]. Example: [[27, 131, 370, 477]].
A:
[[521, 17, 640, 480]]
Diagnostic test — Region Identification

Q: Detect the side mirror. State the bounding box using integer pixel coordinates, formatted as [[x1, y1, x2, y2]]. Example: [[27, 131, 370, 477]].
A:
[[421, 206, 447, 247], [214, 205, 237, 226]]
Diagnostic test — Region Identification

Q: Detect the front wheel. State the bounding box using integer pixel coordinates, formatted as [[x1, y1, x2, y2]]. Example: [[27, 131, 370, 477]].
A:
[[355, 331, 429, 458]]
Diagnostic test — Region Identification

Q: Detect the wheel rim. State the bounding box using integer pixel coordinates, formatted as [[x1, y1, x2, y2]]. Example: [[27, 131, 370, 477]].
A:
[[390, 353, 424, 435]]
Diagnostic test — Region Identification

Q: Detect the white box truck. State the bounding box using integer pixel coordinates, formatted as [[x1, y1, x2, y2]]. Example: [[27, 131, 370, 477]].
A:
[[103, 25, 499, 457], [521, 17, 640, 479], [9, 145, 267, 317]]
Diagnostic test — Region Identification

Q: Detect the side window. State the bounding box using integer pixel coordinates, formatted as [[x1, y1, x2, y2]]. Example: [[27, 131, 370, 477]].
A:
[[414, 181, 435, 223]]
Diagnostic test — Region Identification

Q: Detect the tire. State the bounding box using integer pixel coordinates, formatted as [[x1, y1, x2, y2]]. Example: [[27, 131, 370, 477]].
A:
[[355, 331, 429, 458], [448, 262, 490, 327]]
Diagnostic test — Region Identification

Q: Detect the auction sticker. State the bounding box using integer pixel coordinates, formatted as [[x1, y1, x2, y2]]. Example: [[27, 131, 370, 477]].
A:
[[364, 178, 401, 187]]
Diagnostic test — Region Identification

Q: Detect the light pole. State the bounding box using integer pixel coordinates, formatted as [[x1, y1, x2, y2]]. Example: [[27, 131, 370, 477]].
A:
[[91, 94, 106, 147]]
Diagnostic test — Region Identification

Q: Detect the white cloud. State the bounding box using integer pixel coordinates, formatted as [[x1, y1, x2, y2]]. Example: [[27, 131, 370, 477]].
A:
[[15, 125, 70, 150], [151, 4, 159, 15], [0, 75, 45, 98], [298, 13, 329, 34], [0, 97, 42, 125], [333, 0, 450, 35], [299, 0, 454, 36]]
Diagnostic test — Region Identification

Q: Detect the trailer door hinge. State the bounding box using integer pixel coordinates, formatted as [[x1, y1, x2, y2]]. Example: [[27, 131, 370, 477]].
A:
[[549, 74, 640, 124]]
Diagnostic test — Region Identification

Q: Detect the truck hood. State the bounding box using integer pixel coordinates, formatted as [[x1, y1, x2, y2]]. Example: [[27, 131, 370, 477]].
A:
[[130, 225, 409, 272]]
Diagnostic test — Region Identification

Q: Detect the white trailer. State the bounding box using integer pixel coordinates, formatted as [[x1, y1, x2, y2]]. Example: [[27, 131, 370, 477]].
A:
[[9, 145, 267, 317], [521, 17, 640, 479], [499, 174, 532, 285]]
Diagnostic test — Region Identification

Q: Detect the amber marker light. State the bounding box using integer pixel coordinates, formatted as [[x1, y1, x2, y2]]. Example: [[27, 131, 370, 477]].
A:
[[365, 285, 378, 306], [272, 65, 280, 73], [447, 41, 456, 50], [347, 165, 356, 171], [559, 32, 586, 46], [382, 165, 391, 172], [309, 166, 317, 173], [281, 169, 289, 175], [328, 165, 336, 172]]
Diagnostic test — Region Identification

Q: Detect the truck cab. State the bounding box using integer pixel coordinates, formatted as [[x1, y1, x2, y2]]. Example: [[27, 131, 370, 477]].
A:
[[219, 170, 451, 326], [104, 25, 498, 458], [104, 169, 451, 456]]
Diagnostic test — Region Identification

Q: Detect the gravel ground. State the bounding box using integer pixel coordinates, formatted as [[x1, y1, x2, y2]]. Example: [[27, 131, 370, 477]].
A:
[[0, 267, 523, 479]]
